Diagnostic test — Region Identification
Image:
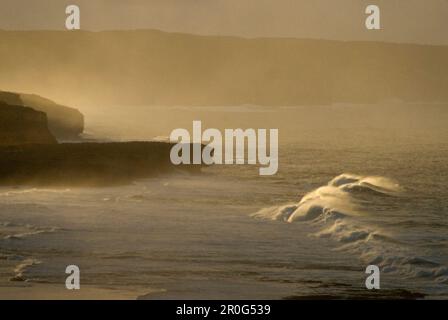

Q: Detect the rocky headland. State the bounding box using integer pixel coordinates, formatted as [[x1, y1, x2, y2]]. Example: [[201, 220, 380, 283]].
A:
[[0, 90, 84, 140], [0, 92, 197, 186]]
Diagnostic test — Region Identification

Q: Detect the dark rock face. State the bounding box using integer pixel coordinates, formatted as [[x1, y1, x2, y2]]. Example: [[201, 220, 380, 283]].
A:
[[0, 102, 57, 146], [0, 91, 201, 186], [0, 91, 84, 140], [0, 142, 200, 186], [0, 91, 22, 105]]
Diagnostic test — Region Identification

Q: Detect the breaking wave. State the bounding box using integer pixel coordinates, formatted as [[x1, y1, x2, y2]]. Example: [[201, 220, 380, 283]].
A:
[[0, 221, 61, 283], [1, 221, 60, 240], [252, 173, 448, 284], [0, 188, 71, 197], [10, 258, 41, 282]]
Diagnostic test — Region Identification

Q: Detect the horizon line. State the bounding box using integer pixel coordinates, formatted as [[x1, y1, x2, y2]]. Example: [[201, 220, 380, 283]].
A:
[[0, 28, 447, 48]]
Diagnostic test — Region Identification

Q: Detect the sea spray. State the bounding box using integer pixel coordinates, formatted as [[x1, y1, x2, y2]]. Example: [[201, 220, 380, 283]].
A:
[[252, 173, 447, 283]]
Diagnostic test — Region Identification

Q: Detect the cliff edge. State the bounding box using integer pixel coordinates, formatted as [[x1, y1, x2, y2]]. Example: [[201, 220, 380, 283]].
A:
[[0, 90, 84, 140], [0, 142, 200, 186]]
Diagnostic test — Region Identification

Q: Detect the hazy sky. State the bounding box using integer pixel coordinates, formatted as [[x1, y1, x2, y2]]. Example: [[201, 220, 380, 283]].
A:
[[1, 0, 448, 45]]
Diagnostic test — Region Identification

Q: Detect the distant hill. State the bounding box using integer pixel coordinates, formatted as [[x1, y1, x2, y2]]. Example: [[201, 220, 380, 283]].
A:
[[0, 90, 84, 139], [0, 30, 447, 106]]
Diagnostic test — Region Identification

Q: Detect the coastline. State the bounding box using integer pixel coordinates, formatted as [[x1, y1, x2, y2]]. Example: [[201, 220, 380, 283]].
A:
[[0, 142, 202, 187]]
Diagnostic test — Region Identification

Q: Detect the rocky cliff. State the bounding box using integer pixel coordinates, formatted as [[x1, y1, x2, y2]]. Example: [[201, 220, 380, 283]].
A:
[[0, 100, 199, 185], [0, 102, 57, 146], [0, 90, 84, 140]]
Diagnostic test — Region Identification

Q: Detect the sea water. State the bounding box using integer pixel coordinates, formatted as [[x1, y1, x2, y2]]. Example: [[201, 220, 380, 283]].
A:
[[0, 104, 447, 299]]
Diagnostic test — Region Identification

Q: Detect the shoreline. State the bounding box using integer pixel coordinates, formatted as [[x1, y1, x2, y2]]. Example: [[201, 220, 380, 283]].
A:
[[0, 283, 149, 300], [0, 142, 202, 187]]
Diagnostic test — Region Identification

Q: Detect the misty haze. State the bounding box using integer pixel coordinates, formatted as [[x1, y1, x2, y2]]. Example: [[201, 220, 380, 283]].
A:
[[0, 1, 447, 301]]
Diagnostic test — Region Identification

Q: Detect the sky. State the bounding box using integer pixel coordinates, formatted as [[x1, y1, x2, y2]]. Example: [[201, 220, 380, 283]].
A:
[[0, 0, 447, 45]]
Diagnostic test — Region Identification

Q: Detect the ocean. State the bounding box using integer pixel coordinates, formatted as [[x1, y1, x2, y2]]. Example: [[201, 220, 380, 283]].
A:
[[0, 104, 447, 299]]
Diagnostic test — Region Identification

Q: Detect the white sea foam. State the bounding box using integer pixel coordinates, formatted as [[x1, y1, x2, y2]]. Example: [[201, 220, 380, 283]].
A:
[[252, 173, 446, 283], [3, 227, 58, 240], [0, 188, 71, 197], [10, 258, 41, 282], [1, 221, 60, 240]]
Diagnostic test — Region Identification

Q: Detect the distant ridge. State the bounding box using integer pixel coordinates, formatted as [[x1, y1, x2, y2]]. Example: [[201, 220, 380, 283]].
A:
[[1, 29, 448, 106]]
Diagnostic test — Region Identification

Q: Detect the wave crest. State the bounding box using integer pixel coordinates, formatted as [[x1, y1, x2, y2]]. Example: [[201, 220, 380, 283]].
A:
[[252, 173, 446, 284]]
